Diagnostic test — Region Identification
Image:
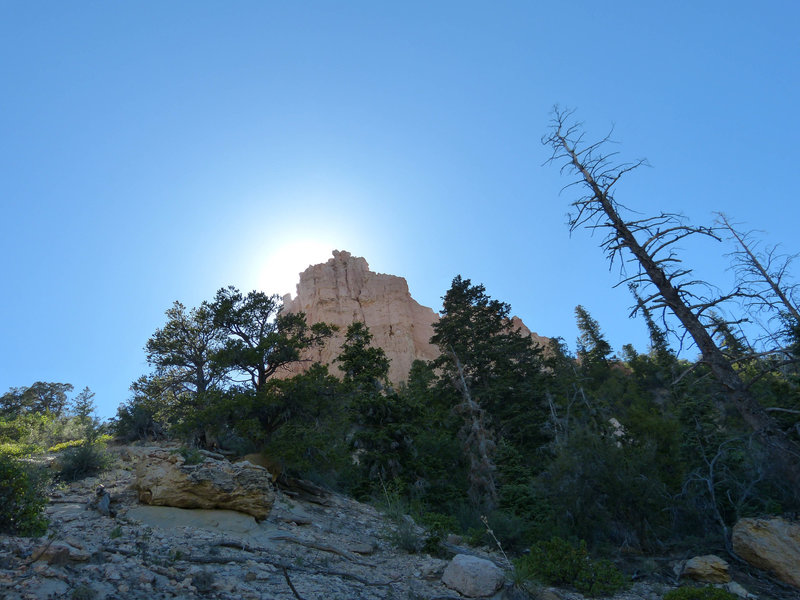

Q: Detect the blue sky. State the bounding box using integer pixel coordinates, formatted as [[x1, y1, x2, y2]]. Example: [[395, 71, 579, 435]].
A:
[[1, 2, 798, 418]]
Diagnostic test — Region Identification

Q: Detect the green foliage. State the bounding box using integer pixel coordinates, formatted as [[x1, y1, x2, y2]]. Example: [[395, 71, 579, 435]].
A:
[[663, 586, 738, 600], [48, 435, 112, 453], [179, 446, 204, 465], [145, 301, 224, 397], [418, 512, 458, 555], [0, 410, 84, 451], [71, 585, 97, 600], [118, 257, 800, 562], [211, 286, 333, 392], [431, 275, 548, 509], [1, 382, 74, 417], [0, 441, 44, 457], [514, 537, 629, 597], [0, 452, 49, 536], [113, 376, 172, 441], [575, 305, 613, 372], [58, 388, 110, 482], [376, 483, 424, 553], [533, 425, 672, 549], [57, 442, 110, 481], [191, 570, 216, 594], [388, 517, 424, 554]]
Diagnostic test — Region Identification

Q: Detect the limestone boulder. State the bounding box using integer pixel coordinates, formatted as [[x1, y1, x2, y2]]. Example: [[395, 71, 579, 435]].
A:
[[441, 554, 505, 597], [132, 449, 275, 520], [680, 554, 731, 583], [732, 516, 800, 588]]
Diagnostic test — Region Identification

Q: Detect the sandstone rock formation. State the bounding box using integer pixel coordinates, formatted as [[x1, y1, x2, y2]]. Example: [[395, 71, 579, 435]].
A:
[[732, 516, 800, 588], [680, 554, 731, 584], [441, 553, 505, 597], [280, 250, 441, 385], [131, 448, 275, 520], [280, 250, 547, 386]]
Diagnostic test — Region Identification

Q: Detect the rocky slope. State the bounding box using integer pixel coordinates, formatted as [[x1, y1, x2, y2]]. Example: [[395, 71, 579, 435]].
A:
[[279, 250, 548, 386], [1, 444, 795, 600], [1, 444, 453, 600]]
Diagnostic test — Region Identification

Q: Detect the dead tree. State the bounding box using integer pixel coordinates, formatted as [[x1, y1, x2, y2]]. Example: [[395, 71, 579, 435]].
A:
[[543, 108, 800, 490], [448, 348, 499, 511], [717, 213, 800, 335]]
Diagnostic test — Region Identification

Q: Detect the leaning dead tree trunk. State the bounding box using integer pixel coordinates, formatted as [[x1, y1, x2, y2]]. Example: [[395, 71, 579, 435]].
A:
[[449, 348, 498, 511], [543, 108, 800, 490], [716, 213, 800, 327]]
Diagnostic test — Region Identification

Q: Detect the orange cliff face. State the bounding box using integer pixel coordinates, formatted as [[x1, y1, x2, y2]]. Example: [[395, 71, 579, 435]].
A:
[[278, 250, 550, 386], [278, 250, 441, 385]]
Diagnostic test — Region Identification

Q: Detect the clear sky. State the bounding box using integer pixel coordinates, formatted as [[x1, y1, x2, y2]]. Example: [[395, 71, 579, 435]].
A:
[[2, 2, 798, 418]]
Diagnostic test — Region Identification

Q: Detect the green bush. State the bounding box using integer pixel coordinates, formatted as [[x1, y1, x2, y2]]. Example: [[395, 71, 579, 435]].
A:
[[663, 586, 738, 600], [178, 446, 204, 465], [0, 441, 44, 457], [513, 537, 629, 597], [0, 452, 49, 536], [389, 517, 424, 553], [57, 442, 110, 482], [49, 434, 112, 453], [419, 512, 459, 555], [0, 412, 84, 450]]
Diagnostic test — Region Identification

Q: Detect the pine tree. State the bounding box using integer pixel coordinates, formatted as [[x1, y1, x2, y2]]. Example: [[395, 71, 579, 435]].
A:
[[432, 276, 546, 510]]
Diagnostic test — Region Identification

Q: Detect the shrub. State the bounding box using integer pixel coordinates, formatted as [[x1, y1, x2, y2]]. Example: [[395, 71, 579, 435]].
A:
[[48, 439, 84, 452], [49, 435, 112, 453], [0, 452, 49, 536], [0, 441, 44, 457], [389, 516, 424, 553], [57, 442, 110, 482], [419, 512, 459, 555], [71, 584, 97, 600], [663, 587, 738, 600], [178, 446, 204, 465], [192, 570, 215, 593], [513, 537, 629, 597]]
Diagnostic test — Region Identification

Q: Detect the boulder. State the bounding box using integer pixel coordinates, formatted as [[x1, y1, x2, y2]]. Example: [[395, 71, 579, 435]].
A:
[[732, 517, 800, 588], [132, 449, 275, 520], [32, 541, 91, 564], [681, 554, 731, 583], [441, 553, 505, 597]]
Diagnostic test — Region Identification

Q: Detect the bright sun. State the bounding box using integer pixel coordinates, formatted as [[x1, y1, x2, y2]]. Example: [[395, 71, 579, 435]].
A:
[[257, 239, 337, 297]]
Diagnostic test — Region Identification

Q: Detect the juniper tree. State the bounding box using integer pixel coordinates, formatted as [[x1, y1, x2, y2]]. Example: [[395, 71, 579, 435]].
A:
[[211, 287, 333, 392]]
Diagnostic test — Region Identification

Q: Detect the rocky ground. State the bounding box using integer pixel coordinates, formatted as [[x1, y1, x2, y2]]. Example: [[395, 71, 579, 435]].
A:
[[0, 444, 793, 600]]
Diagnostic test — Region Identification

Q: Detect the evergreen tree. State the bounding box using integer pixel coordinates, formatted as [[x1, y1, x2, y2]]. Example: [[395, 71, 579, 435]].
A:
[[211, 287, 333, 392], [146, 302, 225, 398], [575, 305, 613, 369], [338, 323, 416, 490], [432, 276, 546, 509]]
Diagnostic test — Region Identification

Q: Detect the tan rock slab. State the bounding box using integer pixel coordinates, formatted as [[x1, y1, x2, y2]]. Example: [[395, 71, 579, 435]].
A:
[[681, 554, 731, 583], [133, 449, 275, 520], [732, 516, 800, 588]]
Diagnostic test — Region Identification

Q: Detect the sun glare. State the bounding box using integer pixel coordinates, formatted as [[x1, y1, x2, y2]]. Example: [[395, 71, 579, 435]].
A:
[[258, 239, 337, 297]]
